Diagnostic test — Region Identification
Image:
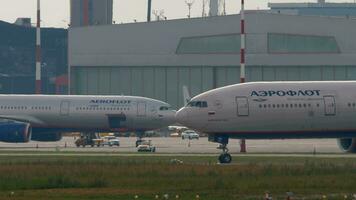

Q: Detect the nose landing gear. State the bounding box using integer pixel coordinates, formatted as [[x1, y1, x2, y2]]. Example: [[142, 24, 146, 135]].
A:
[[209, 134, 232, 164], [217, 144, 232, 164]]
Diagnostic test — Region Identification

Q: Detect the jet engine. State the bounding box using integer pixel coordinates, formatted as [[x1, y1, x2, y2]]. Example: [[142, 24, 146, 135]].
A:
[[0, 122, 31, 143], [337, 138, 356, 153], [31, 131, 62, 142]]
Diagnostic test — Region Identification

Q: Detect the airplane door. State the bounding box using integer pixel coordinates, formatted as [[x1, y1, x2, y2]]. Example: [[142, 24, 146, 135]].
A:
[[60, 100, 70, 116], [137, 102, 147, 117], [323, 96, 336, 116], [236, 97, 249, 116]]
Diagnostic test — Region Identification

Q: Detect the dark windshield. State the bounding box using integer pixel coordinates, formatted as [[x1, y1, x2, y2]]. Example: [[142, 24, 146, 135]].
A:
[[159, 106, 171, 111], [187, 101, 208, 108]]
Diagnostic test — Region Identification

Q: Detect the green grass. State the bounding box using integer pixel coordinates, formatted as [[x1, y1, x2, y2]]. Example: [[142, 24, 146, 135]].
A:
[[0, 155, 355, 199]]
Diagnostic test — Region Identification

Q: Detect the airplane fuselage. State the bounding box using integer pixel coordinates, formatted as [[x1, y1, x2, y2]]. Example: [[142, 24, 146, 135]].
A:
[[177, 81, 356, 139], [0, 95, 175, 133]]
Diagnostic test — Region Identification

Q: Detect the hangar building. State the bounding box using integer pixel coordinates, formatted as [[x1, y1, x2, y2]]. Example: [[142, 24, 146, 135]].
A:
[[69, 12, 356, 109]]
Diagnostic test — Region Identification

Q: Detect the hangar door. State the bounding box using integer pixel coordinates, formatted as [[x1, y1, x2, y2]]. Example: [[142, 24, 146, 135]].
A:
[[324, 96, 336, 116], [236, 97, 249, 116]]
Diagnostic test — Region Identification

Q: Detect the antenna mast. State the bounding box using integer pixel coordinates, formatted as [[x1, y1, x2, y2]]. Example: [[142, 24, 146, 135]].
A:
[[185, 0, 195, 18], [202, 0, 208, 17]]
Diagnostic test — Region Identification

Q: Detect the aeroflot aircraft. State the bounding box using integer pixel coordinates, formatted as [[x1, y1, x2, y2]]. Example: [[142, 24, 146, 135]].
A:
[[0, 95, 175, 143], [176, 81, 356, 163]]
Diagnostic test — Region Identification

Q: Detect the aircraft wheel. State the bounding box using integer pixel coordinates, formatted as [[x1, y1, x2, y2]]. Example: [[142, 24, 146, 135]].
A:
[[218, 153, 232, 164]]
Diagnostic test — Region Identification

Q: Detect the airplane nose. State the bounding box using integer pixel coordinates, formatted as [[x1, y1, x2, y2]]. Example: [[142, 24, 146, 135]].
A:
[[176, 108, 188, 125], [166, 110, 176, 125]]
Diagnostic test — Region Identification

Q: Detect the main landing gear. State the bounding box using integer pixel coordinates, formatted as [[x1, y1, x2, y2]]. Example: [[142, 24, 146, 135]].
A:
[[217, 144, 232, 164], [209, 134, 232, 164]]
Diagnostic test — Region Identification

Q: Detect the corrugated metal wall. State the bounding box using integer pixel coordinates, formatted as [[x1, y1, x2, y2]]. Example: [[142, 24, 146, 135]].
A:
[[71, 65, 356, 109]]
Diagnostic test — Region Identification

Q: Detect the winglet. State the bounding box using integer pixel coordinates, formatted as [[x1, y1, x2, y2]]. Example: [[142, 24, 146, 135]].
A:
[[183, 85, 191, 105]]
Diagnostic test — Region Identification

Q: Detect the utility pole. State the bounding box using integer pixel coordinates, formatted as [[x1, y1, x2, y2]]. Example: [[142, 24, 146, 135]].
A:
[[35, 0, 41, 94], [147, 0, 152, 22], [240, 0, 247, 153]]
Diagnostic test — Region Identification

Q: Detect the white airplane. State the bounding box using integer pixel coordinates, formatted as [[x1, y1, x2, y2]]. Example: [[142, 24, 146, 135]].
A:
[[176, 81, 356, 163], [0, 95, 175, 144]]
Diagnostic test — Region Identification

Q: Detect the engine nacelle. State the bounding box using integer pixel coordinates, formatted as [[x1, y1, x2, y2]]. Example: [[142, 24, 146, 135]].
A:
[[0, 122, 31, 143], [31, 131, 62, 142], [337, 138, 356, 153]]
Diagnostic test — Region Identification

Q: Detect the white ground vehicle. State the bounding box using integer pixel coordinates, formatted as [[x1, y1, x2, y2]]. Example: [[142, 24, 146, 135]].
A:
[[103, 136, 120, 147], [137, 140, 156, 152], [181, 130, 199, 140]]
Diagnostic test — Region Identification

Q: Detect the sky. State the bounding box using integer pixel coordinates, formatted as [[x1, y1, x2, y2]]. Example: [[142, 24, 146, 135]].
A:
[[0, 0, 355, 28]]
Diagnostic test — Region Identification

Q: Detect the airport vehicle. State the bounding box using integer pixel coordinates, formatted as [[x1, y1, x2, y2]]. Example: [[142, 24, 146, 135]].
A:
[[181, 130, 199, 140], [106, 138, 120, 147], [135, 139, 145, 147], [75, 136, 119, 147], [137, 140, 156, 152], [92, 138, 105, 147], [75, 137, 95, 147], [0, 95, 175, 144], [170, 132, 180, 137], [102, 135, 120, 146], [176, 81, 356, 163], [168, 125, 189, 137]]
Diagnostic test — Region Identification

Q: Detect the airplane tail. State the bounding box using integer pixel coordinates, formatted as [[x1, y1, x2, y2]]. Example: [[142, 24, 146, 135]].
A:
[[183, 85, 191, 105]]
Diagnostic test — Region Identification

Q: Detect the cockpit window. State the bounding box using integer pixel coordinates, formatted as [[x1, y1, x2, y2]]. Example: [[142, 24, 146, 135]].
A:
[[187, 101, 208, 108], [159, 106, 170, 111]]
